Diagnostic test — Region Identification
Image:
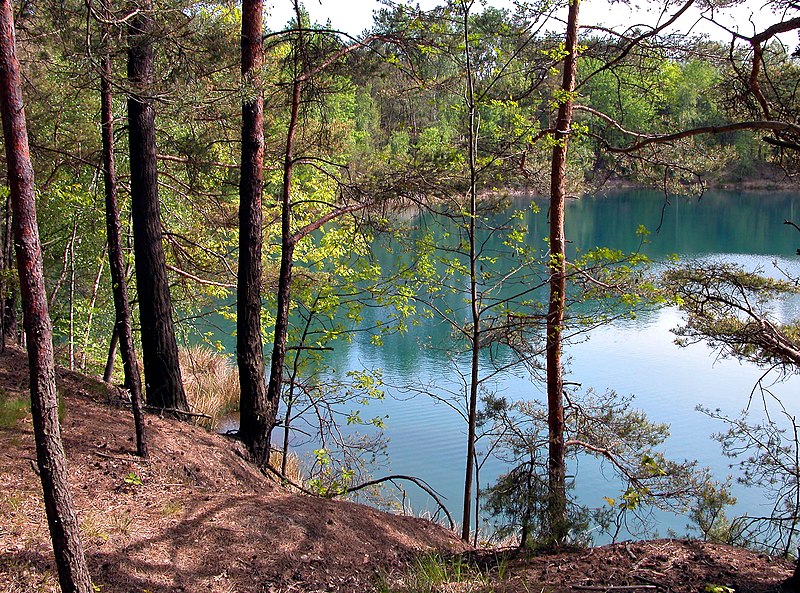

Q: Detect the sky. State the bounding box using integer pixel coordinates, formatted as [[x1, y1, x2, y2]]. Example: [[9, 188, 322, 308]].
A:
[[265, 0, 797, 41]]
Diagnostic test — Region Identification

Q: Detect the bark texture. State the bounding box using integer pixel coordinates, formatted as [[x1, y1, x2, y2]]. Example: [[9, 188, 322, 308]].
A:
[[101, 7, 148, 457], [127, 3, 187, 412], [0, 1, 93, 589], [237, 0, 272, 465], [546, 0, 580, 545]]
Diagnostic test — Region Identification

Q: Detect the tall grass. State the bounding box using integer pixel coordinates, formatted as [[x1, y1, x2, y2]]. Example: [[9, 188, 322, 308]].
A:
[[268, 448, 306, 488], [179, 346, 239, 430]]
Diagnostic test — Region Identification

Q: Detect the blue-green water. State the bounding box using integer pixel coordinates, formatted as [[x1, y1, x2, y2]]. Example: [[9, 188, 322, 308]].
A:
[[216, 189, 800, 541]]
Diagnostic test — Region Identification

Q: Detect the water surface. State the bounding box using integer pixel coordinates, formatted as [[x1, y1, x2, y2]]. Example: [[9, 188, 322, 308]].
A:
[[219, 189, 800, 541]]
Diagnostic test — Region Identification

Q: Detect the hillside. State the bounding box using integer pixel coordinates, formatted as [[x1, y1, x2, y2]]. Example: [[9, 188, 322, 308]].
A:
[[0, 344, 796, 593]]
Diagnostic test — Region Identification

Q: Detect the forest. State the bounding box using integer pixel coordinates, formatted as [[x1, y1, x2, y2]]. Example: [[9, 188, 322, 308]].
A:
[[2, 0, 800, 591]]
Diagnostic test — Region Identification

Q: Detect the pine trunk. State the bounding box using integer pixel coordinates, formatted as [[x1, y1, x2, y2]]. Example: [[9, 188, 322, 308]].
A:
[[0, 1, 93, 589], [546, 0, 580, 545], [461, 2, 480, 543], [127, 3, 187, 412], [1, 190, 15, 348], [237, 0, 271, 465], [102, 7, 148, 456], [263, 15, 304, 465]]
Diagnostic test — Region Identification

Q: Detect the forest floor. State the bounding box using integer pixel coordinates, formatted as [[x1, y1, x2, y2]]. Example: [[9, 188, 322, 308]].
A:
[[0, 344, 796, 593]]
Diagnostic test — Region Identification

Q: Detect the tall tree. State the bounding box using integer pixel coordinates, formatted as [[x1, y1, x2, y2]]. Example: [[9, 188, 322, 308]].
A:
[[127, 0, 188, 412], [100, 0, 148, 456], [237, 0, 271, 464], [262, 0, 305, 467], [256, 6, 374, 465], [0, 0, 93, 589], [545, 0, 579, 545], [460, 0, 480, 544]]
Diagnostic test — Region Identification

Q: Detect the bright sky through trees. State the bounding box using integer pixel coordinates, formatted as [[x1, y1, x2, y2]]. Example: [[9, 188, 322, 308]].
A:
[[266, 0, 798, 43]]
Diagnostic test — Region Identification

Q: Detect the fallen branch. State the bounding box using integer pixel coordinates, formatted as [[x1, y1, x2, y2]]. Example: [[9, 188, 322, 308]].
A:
[[143, 405, 212, 420], [341, 474, 455, 531], [260, 462, 455, 531], [94, 451, 138, 462], [260, 462, 320, 497], [573, 586, 658, 591]]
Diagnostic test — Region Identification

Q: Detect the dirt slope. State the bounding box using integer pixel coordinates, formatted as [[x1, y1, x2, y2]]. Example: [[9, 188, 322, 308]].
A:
[[0, 345, 467, 592], [0, 344, 796, 593]]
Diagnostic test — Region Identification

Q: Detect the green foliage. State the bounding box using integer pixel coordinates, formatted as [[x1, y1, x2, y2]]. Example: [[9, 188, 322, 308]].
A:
[[663, 262, 800, 371], [687, 479, 737, 544], [122, 472, 143, 487], [307, 448, 356, 497]]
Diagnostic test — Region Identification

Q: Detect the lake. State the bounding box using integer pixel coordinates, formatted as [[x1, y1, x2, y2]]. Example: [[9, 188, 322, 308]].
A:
[[215, 188, 800, 544]]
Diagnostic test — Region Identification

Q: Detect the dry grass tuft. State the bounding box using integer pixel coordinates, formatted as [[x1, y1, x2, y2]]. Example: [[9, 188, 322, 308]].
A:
[[179, 346, 239, 430], [268, 448, 306, 489]]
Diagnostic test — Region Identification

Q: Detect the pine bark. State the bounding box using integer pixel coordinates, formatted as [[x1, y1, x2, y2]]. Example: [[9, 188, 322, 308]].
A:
[[102, 6, 148, 456], [0, 0, 93, 589], [127, 2, 187, 412], [237, 0, 272, 465], [546, 0, 580, 545]]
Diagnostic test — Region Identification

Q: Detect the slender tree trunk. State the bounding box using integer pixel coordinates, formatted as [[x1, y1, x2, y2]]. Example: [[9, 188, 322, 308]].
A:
[[237, 0, 271, 465], [49, 221, 76, 313], [102, 7, 148, 456], [546, 0, 580, 545], [0, 1, 93, 589], [461, 0, 481, 543], [461, 2, 481, 542], [127, 1, 187, 412], [68, 227, 77, 370], [6, 196, 17, 345], [0, 190, 13, 349], [80, 246, 106, 370], [263, 2, 304, 465], [103, 326, 118, 383], [282, 296, 317, 476]]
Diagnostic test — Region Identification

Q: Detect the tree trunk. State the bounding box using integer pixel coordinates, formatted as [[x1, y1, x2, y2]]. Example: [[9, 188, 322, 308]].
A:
[[546, 0, 580, 546], [1, 190, 15, 349], [79, 245, 106, 371], [237, 0, 271, 466], [103, 7, 148, 456], [127, 2, 187, 412], [0, 1, 93, 589], [103, 326, 118, 383], [262, 3, 304, 466], [68, 225, 77, 370], [461, 0, 480, 543]]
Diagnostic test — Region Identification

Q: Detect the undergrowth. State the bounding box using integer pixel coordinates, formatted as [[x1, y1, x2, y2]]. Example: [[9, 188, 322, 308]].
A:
[[377, 552, 507, 593]]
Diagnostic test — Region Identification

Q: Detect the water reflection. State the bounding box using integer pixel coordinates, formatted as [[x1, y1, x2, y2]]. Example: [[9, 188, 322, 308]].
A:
[[210, 189, 800, 541]]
